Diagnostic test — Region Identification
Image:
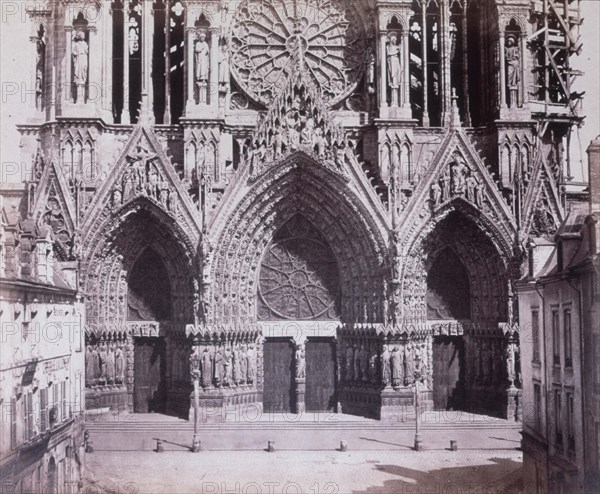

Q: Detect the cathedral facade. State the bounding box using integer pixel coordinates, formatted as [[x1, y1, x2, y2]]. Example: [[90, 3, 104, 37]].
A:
[[6, 0, 585, 422]]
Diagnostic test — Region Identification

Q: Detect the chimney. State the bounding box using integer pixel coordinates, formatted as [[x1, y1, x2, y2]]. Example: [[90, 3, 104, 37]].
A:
[[587, 135, 600, 214]]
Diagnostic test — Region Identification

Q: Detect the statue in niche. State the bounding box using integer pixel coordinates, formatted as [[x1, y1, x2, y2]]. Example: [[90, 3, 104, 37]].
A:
[[475, 182, 485, 208], [35, 38, 45, 110], [146, 165, 159, 199], [72, 30, 88, 102], [218, 41, 230, 90], [214, 347, 224, 386], [441, 174, 451, 202], [465, 174, 477, 203], [105, 342, 115, 384], [115, 345, 125, 384], [295, 346, 306, 379], [300, 117, 315, 144], [98, 342, 108, 382], [345, 344, 354, 381], [505, 35, 520, 106], [246, 344, 257, 384], [122, 168, 136, 200], [367, 49, 376, 94], [431, 181, 441, 206], [85, 346, 95, 386], [232, 343, 240, 385], [381, 345, 391, 387], [201, 347, 213, 387], [273, 129, 285, 158], [224, 345, 233, 385], [239, 345, 248, 383], [314, 127, 326, 158], [190, 346, 201, 379], [195, 32, 210, 82], [450, 157, 467, 195], [386, 33, 401, 89], [390, 346, 402, 387], [335, 145, 346, 168]]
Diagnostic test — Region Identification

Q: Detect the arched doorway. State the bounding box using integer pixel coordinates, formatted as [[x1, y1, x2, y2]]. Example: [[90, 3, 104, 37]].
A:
[[128, 248, 169, 413], [423, 210, 509, 416], [259, 215, 341, 413], [427, 247, 469, 410]]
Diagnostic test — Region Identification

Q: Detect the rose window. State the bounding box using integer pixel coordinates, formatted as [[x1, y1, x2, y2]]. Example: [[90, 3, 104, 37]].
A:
[[258, 215, 340, 320], [230, 0, 368, 105]]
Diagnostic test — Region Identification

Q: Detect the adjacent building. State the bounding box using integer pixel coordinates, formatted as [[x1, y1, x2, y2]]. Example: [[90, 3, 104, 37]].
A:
[[0, 194, 86, 492], [517, 136, 600, 493]]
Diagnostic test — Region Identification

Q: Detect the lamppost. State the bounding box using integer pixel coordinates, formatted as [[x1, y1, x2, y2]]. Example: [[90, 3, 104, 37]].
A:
[[413, 353, 423, 451], [190, 340, 201, 452]]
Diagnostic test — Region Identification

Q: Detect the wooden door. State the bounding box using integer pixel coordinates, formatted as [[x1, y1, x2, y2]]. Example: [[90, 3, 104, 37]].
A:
[[432, 336, 464, 410], [305, 339, 336, 412], [263, 339, 294, 413], [133, 337, 166, 413]]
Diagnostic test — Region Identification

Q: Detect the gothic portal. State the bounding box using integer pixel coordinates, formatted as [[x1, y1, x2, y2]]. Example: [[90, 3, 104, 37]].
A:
[[19, 0, 583, 421]]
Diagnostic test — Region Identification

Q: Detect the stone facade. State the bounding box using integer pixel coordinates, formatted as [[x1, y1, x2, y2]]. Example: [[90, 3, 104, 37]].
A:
[[0, 0, 588, 425], [516, 136, 600, 494], [0, 196, 86, 492]]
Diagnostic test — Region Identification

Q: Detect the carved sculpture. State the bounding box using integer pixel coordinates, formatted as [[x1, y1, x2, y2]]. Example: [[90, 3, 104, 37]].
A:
[[505, 36, 520, 107], [381, 345, 391, 387], [195, 32, 210, 82], [391, 346, 402, 387], [387, 32, 402, 106], [295, 346, 306, 379], [72, 30, 88, 103]]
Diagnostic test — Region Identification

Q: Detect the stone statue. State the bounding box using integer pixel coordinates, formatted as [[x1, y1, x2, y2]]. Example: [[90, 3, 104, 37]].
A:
[[505, 36, 520, 105], [106, 343, 116, 383], [246, 344, 257, 384], [367, 49, 376, 94], [201, 347, 213, 387], [72, 30, 89, 86], [390, 346, 402, 387], [224, 346, 233, 385], [450, 158, 467, 195], [295, 346, 306, 379], [98, 343, 108, 382], [381, 345, 391, 387], [430, 181, 441, 205], [369, 343, 378, 383], [195, 32, 210, 82], [353, 344, 360, 381], [239, 345, 248, 383], [273, 129, 284, 158], [345, 344, 354, 381], [85, 346, 94, 387], [218, 41, 230, 89], [314, 127, 326, 158], [214, 348, 224, 386], [465, 175, 477, 202], [91, 346, 100, 384], [300, 118, 315, 144], [115, 345, 125, 384], [232, 344, 240, 384], [386, 33, 401, 89], [475, 182, 485, 208], [441, 174, 451, 202]]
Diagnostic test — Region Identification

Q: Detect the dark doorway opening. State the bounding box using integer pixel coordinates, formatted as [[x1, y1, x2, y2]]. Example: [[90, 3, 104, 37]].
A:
[[263, 339, 294, 413], [134, 337, 166, 413], [432, 336, 465, 410], [305, 338, 336, 412]]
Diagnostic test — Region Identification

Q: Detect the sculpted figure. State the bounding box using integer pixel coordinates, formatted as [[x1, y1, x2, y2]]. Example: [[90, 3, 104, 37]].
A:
[[232, 344, 240, 384], [201, 347, 213, 387], [390, 346, 402, 387], [115, 345, 125, 384], [72, 30, 88, 86], [386, 33, 401, 88], [92, 346, 100, 382], [369, 342, 378, 383], [195, 32, 210, 81], [239, 345, 248, 383], [300, 118, 315, 144], [98, 343, 108, 382], [381, 345, 391, 387], [465, 175, 477, 202], [450, 158, 467, 195], [214, 348, 224, 386], [86, 346, 94, 387], [441, 175, 451, 202], [359, 344, 369, 381], [345, 344, 354, 381], [314, 127, 326, 158], [218, 42, 230, 88], [431, 181, 441, 205], [246, 344, 257, 384], [353, 344, 360, 381], [106, 343, 116, 383], [506, 36, 520, 89], [295, 346, 306, 379], [224, 345, 233, 385]]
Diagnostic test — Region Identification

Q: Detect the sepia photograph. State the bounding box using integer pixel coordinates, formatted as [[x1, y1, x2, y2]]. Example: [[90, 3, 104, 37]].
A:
[[0, 0, 599, 492]]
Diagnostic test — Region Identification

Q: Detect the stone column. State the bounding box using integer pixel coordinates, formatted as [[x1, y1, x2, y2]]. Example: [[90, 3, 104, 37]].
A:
[[122, 0, 131, 124], [378, 30, 388, 111], [499, 31, 507, 109], [30, 35, 41, 112], [519, 32, 526, 108], [209, 28, 219, 107], [140, 0, 154, 122], [461, 4, 471, 125], [185, 28, 195, 112], [163, 0, 171, 124], [402, 30, 410, 110], [101, 4, 113, 120], [293, 337, 306, 414], [65, 27, 73, 103], [440, 0, 452, 126], [421, 1, 429, 126]]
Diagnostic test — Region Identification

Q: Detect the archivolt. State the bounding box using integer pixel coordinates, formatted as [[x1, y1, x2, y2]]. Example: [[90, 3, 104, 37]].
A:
[[209, 159, 389, 324], [82, 199, 198, 330]]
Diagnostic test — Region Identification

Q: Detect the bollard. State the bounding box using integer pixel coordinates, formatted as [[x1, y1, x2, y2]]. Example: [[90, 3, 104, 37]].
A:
[[156, 439, 164, 453], [450, 440, 458, 451], [340, 440, 348, 452], [267, 440, 275, 452]]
